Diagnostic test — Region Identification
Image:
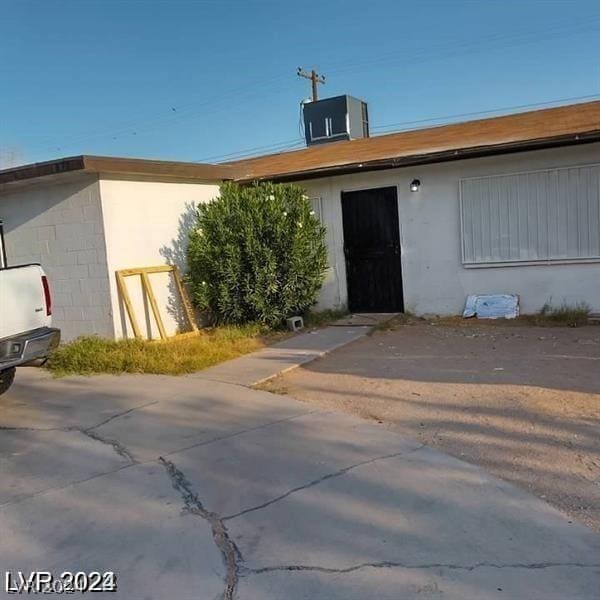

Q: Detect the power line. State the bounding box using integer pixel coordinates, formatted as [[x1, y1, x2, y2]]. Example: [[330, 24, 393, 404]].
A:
[[324, 15, 600, 77], [203, 93, 600, 163], [198, 138, 304, 163], [35, 16, 597, 153], [199, 93, 600, 162], [17, 14, 600, 160], [24, 73, 292, 156], [372, 93, 600, 133]]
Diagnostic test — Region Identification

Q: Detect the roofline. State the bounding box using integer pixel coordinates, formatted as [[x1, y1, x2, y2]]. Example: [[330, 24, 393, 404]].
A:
[[227, 99, 600, 181], [0, 155, 235, 186], [233, 130, 600, 183], [0, 156, 86, 185], [3, 101, 599, 187]]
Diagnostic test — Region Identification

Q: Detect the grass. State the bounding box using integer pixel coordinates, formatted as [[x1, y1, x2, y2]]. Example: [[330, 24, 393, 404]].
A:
[[46, 324, 281, 376], [371, 303, 592, 332], [46, 309, 352, 377], [528, 301, 591, 327]]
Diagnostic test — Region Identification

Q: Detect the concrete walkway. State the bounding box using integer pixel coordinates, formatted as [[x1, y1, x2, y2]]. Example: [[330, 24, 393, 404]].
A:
[[192, 325, 371, 386], [0, 332, 599, 599]]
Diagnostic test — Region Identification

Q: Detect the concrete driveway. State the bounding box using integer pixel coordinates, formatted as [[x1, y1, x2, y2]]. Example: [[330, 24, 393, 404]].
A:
[[1, 367, 599, 600], [261, 321, 600, 531]]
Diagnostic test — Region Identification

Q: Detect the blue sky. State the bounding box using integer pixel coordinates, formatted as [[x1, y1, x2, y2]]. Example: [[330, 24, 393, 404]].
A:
[[1, 0, 599, 167]]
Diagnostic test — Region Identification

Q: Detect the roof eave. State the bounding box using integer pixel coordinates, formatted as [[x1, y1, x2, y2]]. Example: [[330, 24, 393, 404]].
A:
[[0, 155, 235, 188], [234, 130, 600, 183], [82, 155, 235, 182], [0, 156, 87, 186]]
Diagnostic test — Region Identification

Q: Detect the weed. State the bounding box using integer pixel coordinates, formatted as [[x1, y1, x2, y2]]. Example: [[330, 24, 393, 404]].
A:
[[532, 301, 591, 327], [46, 324, 279, 376]]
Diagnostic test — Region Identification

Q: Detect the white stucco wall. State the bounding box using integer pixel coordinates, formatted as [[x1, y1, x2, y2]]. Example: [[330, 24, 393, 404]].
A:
[[98, 177, 220, 339], [0, 175, 113, 340], [301, 142, 600, 315]]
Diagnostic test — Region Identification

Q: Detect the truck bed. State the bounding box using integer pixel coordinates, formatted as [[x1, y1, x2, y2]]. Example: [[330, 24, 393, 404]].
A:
[[0, 263, 52, 340]]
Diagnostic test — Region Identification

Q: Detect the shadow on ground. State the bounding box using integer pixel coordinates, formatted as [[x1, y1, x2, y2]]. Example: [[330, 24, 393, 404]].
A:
[[261, 323, 600, 532], [1, 367, 599, 599]]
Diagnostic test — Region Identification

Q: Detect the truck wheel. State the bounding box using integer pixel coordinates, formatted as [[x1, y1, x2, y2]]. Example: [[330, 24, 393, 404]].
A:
[[0, 368, 16, 396]]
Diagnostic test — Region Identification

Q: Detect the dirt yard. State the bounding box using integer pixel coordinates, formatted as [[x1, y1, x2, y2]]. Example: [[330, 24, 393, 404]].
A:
[[260, 319, 600, 532]]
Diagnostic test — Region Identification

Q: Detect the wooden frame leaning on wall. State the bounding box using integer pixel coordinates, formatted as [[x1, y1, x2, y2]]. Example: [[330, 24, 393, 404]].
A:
[[115, 265, 198, 341]]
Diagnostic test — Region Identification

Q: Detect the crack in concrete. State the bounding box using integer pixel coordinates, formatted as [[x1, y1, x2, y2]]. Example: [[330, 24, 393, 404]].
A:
[[0, 425, 136, 463], [0, 463, 134, 509], [81, 429, 137, 463], [1, 402, 160, 464], [0, 413, 322, 510], [224, 444, 424, 521], [243, 561, 600, 576], [86, 401, 159, 431], [2, 405, 307, 470], [0, 401, 158, 435], [163, 409, 317, 459], [159, 456, 241, 600], [0, 425, 68, 432]]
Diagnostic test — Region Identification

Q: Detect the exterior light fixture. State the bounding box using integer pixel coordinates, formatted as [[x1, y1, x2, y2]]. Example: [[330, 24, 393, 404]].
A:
[[410, 179, 421, 192]]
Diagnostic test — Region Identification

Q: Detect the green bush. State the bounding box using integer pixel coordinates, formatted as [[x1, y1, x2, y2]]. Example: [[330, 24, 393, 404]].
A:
[[187, 181, 327, 326]]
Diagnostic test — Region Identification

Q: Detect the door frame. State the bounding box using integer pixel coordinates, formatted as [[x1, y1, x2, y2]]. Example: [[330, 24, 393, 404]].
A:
[[340, 184, 405, 313]]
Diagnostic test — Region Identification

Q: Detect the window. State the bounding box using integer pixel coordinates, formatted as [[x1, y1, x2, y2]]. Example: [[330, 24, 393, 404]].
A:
[[460, 164, 600, 266]]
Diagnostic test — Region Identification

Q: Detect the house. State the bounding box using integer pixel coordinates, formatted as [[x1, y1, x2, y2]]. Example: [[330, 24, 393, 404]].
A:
[[0, 157, 230, 340], [229, 100, 600, 316], [1, 101, 599, 340]]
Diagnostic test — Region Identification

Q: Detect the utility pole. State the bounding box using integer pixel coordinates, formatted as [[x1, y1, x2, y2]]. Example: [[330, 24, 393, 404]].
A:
[[297, 67, 326, 102]]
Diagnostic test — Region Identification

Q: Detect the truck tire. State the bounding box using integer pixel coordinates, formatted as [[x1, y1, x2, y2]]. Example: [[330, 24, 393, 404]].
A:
[[0, 368, 16, 396]]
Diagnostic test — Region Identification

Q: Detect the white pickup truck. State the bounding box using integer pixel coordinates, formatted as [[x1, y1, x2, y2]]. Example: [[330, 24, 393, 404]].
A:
[[0, 221, 60, 395]]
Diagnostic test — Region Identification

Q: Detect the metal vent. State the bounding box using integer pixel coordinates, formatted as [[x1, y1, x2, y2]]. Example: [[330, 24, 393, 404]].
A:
[[302, 95, 369, 146]]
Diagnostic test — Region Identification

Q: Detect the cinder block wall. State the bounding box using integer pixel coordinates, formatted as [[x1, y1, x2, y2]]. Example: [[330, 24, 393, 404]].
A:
[[0, 175, 113, 340]]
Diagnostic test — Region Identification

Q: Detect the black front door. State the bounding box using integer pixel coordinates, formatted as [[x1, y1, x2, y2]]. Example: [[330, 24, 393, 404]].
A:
[[341, 186, 403, 312]]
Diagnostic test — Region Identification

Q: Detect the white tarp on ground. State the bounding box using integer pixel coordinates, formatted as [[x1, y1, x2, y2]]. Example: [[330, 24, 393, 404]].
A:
[[463, 294, 519, 319]]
